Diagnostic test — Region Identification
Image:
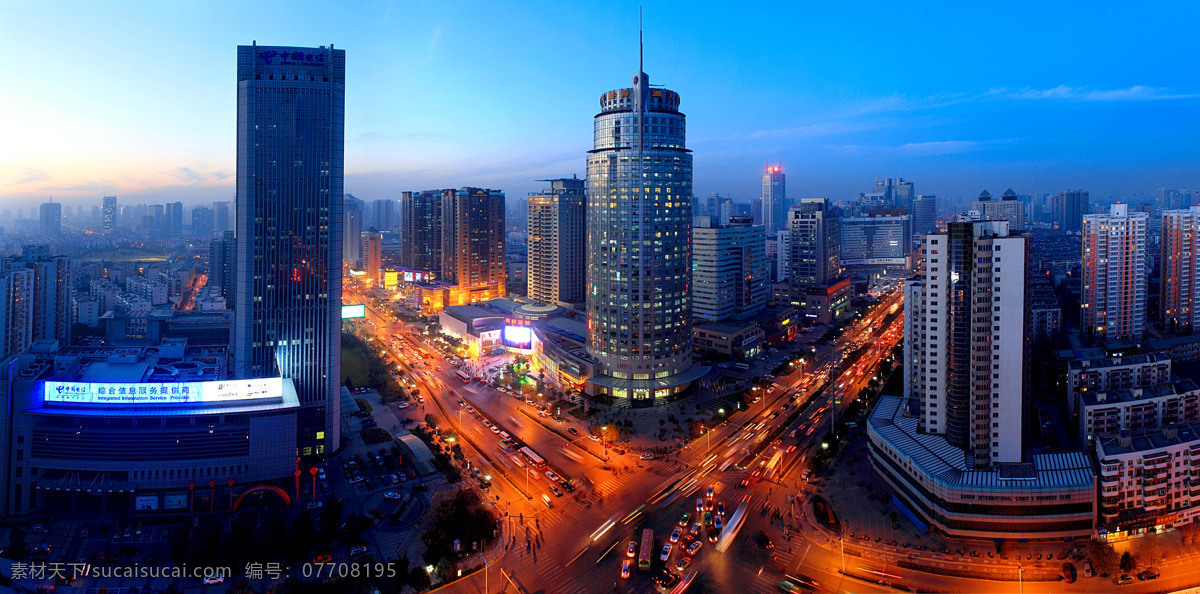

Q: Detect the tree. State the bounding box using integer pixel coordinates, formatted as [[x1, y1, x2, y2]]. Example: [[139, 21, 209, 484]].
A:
[[425, 413, 438, 430], [1139, 538, 1165, 568], [5, 527, 28, 560], [1119, 551, 1136, 573], [288, 511, 314, 558]]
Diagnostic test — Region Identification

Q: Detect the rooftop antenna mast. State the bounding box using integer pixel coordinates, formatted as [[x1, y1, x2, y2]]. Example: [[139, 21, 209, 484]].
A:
[[639, 6, 644, 73]]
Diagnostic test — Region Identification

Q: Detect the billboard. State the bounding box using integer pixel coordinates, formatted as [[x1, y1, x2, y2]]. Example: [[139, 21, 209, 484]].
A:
[[502, 325, 533, 349], [44, 378, 283, 406], [841, 257, 909, 266], [342, 304, 367, 319], [134, 495, 159, 511], [163, 493, 189, 510]]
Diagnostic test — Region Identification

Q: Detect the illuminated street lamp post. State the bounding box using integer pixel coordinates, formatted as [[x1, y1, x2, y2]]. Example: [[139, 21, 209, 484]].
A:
[[601, 425, 608, 462]]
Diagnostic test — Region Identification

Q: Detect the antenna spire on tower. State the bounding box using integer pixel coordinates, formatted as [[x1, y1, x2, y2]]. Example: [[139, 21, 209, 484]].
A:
[[639, 6, 644, 74]]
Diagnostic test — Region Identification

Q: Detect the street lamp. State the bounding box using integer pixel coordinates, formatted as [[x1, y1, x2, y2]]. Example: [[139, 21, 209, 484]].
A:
[[601, 425, 608, 462]]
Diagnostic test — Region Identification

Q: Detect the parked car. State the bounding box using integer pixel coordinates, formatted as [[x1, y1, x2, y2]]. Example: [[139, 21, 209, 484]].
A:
[[351, 545, 368, 556], [659, 544, 672, 561], [306, 501, 324, 510], [1137, 570, 1160, 581], [640, 453, 654, 460], [384, 491, 403, 500]]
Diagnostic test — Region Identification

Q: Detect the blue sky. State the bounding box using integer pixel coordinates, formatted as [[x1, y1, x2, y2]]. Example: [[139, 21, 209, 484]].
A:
[[1, 0, 1197, 209]]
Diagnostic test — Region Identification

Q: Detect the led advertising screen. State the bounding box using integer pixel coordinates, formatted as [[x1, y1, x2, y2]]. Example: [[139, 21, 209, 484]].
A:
[[43, 378, 283, 406], [341, 304, 367, 319], [502, 325, 533, 349]]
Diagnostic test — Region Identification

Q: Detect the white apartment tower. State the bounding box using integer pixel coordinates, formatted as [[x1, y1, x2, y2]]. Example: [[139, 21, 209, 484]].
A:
[[1082, 204, 1148, 342], [905, 216, 1025, 468]]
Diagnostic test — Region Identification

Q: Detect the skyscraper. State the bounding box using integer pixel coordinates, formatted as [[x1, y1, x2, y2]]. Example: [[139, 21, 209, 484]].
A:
[[787, 198, 841, 290], [102, 196, 117, 232], [399, 190, 443, 273], [910, 194, 937, 239], [208, 230, 236, 305], [440, 188, 505, 292], [1082, 204, 1147, 342], [361, 228, 383, 285], [20, 246, 72, 346], [1053, 189, 1089, 233], [527, 177, 586, 304], [39, 201, 62, 237], [905, 216, 1026, 467], [692, 216, 768, 322], [164, 202, 184, 236], [190, 205, 215, 238], [343, 196, 363, 268], [1160, 206, 1200, 333], [0, 265, 34, 359], [234, 42, 344, 456], [370, 199, 398, 231], [761, 165, 786, 235], [585, 47, 699, 403], [213, 200, 232, 233], [973, 189, 1025, 231]]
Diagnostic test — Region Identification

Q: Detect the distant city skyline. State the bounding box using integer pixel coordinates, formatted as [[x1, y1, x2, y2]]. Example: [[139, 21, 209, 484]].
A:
[[2, 1, 1199, 209]]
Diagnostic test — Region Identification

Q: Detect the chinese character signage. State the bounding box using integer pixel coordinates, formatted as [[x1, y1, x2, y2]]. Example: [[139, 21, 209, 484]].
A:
[[43, 378, 283, 406]]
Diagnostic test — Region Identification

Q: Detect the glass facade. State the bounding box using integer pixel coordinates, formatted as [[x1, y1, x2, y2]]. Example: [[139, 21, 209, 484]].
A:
[[234, 43, 344, 456], [586, 70, 694, 397]]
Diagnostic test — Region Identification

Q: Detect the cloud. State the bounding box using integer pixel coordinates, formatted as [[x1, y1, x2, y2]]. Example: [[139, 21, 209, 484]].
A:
[[996, 85, 1200, 102], [175, 167, 204, 182], [16, 168, 48, 184], [825, 138, 1020, 158]]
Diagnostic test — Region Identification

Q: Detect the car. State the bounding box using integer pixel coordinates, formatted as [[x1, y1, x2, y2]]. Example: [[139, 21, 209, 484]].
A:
[[660, 544, 672, 561], [679, 512, 691, 526], [384, 491, 403, 500], [312, 553, 333, 563], [621, 559, 632, 579], [703, 511, 713, 526], [675, 557, 691, 573], [1082, 559, 1094, 578], [685, 540, 702, 557], [757, 532, 774, 549], [545, 470, 561, 482], [123, 525, 133, 538], [490, 426, 500, 434], [317, 468, 327, 480], [1062, 563, 1077, 583], [708, 527, 719, 543], [559, 480, 575, 493], [203, 576, 225, 585], [550, 486, 564, 497], [670, 527, 683, 543], [99, 552, 121, 563], [690, 523, 701, 537], [34, 543, 51, 555], [626, 541, 637, 557], [306, 501, 324, 510], [466, 406, 474, 413], [706, 486, 715, 499], [696, 498, 704, 512], [704, 499, 715, 511], [717, 502, 726, 516], [713, 515, 723, 531], [654, 571, 680, 590], [1137, 570, 1160, 581], [567, 427, 580, 436], [32, 524, 48, 535], [417, 396, 424, 404], [589, 434, 600, 442], [351, 545, 368, 556], [640, 453, 654, 460], [1117, 574, 1135, 585], [541, 493, 553, 508]]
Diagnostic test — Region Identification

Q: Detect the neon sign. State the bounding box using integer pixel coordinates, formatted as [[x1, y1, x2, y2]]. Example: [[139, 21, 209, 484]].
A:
[[44, 378, 283, 406]]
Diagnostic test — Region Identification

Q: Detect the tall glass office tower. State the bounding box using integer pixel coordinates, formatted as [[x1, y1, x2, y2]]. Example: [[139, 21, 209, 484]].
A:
[[585, 51, 702, 405], [234, 43, 344, 455]]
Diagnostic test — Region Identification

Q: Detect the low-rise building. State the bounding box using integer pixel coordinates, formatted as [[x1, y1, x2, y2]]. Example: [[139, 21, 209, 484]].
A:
[[1079, 380, 1200, 447], [868, 396, 1096, 540], [438, 305, 505, 357], [1066, 353, 1172, 416], [692, 320, 764, 361], [1096, 423, 1200, 540]]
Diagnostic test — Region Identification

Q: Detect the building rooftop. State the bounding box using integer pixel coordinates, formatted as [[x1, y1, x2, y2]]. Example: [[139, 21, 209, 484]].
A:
[[869, 396, 1094, 489], [694, 320, 760, 335], [442, 305, 505, 323], [1097, 421, 1200, 457], [1068, 352, 1171, 372], [1081, 379, 1199, 407]]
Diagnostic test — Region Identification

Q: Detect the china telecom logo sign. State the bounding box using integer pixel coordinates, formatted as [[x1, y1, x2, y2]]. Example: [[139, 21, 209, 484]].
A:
[[259, 50, 326, 65]]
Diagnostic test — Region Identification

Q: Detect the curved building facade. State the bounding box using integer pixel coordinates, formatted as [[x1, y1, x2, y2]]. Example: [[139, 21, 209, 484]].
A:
[[585, 64, 700, 403]]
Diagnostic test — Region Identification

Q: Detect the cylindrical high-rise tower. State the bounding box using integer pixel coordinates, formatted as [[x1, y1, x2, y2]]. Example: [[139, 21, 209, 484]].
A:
[[586, 61, 697, 405]]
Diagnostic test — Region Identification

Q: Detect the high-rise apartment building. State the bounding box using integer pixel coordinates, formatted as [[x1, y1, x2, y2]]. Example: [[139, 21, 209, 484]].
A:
[[164, 202, 184, 237], [692, 216, 768, 322], [102, 196, 117, 232], [905, 216, 1026, 467], [527, 177, 586, 304], [39, 201, 62, 237], [1082, 204, 1148, 342], [399, 190, 443, 273], [213, 200, 232, 233], [343, 196, 363, 268], [208, 230, 236, 305], [361, 228, 383, 285], [370, 199, 398, 231], [1053, 189, 1089, 233], [839, 211, 912, 276], [585, 54, 700, 403], [787, 198, 841, 290], [234, 42, 344, 455], [20, 246, 72, 346], [1161, 206, 1200, 333], [440, 188, 505, 292], [973, 189, 1025, 231], [762, 165, 786, 235], [775, 229, 790, 283], [0, 266, 34, 359], [190, 206, 215, 238]]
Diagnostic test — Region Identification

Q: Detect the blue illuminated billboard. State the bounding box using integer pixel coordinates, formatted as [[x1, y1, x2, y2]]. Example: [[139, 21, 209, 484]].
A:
[[342, 304, 367, 319], [44, 378, 283, 406], [503, 325, 533, 349]]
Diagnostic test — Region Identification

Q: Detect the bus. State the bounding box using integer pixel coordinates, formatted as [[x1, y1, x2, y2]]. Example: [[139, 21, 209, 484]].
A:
[[638, 528, 654, 570], [455, 370, 472, 383], [519, 446, 546, 468]]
